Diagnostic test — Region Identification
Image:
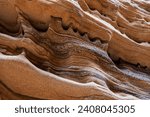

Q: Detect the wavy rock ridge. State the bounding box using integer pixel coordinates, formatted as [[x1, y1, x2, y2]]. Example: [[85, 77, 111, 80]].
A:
[[0, 0, 150, 99]]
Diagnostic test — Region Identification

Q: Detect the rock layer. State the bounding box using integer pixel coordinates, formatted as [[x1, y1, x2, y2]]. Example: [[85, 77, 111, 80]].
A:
[[0, 0, 150, 99]]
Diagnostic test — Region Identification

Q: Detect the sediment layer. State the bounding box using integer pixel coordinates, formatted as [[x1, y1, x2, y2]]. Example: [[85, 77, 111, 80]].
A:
[[0, 0, 150, 99]]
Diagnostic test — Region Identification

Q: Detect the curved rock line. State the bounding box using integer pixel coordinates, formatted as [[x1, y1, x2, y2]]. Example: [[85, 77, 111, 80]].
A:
[[0, 0, 150, 99]]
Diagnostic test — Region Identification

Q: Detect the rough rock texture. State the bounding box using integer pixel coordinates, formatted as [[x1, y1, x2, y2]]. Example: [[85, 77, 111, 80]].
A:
[[0, 0, 150, 100]]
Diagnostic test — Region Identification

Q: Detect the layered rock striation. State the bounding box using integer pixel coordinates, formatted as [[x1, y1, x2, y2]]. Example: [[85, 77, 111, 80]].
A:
[[0, 0, 150, 99]]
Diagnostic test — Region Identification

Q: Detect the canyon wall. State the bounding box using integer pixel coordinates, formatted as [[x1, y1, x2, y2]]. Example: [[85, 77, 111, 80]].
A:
[[0, 0, 150, 99]]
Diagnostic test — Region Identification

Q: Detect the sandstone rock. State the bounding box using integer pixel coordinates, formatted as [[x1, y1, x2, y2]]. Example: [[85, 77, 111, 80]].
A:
[[0, 0, 150, 99]]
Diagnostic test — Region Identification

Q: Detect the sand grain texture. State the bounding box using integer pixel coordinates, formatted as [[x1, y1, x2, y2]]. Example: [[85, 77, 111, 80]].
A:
[[0, 0, 150, 99]]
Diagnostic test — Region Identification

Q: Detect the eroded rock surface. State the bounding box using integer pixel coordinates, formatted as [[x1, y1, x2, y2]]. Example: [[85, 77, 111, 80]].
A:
[[0, 0, 150, 99]]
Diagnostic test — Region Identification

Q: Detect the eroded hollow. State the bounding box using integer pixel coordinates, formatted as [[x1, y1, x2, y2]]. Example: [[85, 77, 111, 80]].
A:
[[0, 0, 150, 100]]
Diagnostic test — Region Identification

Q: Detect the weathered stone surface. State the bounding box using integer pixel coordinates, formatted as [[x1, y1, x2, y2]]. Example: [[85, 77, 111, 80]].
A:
[[0, 0, 150, 99]]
